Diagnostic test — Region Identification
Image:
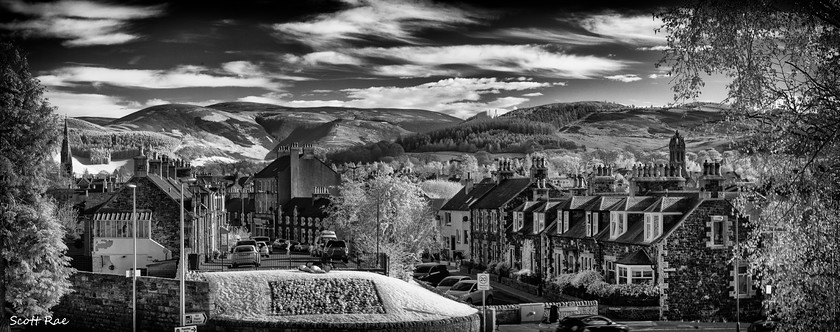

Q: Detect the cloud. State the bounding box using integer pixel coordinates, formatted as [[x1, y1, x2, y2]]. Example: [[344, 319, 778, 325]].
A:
[[283, 51, 363, 66], [222, 61, 311, 81], [0, 0, 164, 46], [647, 73, 668, 79], [273, 0, 488, 48], [481, 28, 607, 45], [637, 45, 669, 51], [240, 77, 554, 118], [288, 44, 629, 79], [605, 74, 642, 83], [45, 91, 138, 118], [579, 14, 665, 46], [522, 92, 543, 97], [38, 65, 284, 90]]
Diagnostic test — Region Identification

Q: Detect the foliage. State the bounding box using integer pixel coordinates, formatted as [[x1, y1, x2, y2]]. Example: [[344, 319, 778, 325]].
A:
[[194, 160, 267, 176], [227, 226, 251, 248], [659, 1, 840, 329], [1, 40, 76, 329], [54, 200, 80, 242], [499, 101, 625, 128], [326, 140, 405, 165], [397, 118, 581, 153], [325, 173, 438, 280], [1, 199, 75, 318], [420, 179, 463, 200], [69, 130, 180, 164], [550, 271, 659, 304]]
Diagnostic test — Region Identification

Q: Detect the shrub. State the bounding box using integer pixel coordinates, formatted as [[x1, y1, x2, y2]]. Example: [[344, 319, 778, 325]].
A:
[[571, 270, 603, 287], [494, 261, 511, 277], [486, 261, 498, 273]]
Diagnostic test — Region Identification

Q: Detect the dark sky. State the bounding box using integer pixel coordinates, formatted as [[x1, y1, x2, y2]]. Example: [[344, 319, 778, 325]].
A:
[[0, 0, 728, 118]]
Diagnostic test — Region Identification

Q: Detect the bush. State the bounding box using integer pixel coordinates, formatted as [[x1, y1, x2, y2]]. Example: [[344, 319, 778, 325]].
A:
[[486, 261, 498, 273], [494, 261, 511, 277], [550, 270, 659, 305], [571, 270, 603, 287]]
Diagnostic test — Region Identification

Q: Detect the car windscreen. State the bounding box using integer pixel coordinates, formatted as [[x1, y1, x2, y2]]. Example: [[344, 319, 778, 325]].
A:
[[438, 277, 464, 287], [235, 246, 253, 252], [237, 240, 256, 246], [450, 282, 474, 291], [414, 265, 432, 273], [326, 241, 346, 248]]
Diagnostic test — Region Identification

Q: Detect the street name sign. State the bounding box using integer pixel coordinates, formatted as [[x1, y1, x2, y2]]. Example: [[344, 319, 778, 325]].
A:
[[174, 326, 196, 332], [477, 273, 490, 290], [184, 312, 207, 326]]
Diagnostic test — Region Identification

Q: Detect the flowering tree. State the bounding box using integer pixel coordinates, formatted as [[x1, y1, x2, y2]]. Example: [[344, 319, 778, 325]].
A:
[[659, 1, 840, 329], [1, 41, 75, 331], [326, 173, 439, 280]]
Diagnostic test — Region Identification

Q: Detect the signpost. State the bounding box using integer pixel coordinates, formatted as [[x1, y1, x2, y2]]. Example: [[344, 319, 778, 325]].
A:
[[184, 312, 207, 326], [174, 326, 196, 332], [477, 273, 490, 332]]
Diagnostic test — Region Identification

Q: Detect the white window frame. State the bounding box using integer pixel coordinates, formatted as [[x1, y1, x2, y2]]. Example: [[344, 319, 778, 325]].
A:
[[710, 215, 726, 247], [585, 212, 593, 237], [535, 212, 545, 232], [610, 212, 627, 239], [731, 261, 755, 298], [560, 211, 570, 234], [445, 212, 452, 226], [644, 213, 663, 242], [592, 213, 599, 235], [616, 264, 653, 284]]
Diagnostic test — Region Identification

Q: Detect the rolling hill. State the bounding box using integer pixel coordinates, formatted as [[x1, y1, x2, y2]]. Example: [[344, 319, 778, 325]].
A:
[[64, 102, 463, 171]]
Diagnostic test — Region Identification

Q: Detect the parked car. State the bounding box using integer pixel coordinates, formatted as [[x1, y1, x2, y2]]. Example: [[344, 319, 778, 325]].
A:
[[435, 276, 471, 293], [295, 243, 310, 252], [311, 230, 338, 256], [256, 241, 270, 258], [556, 314, 629, 332], [444, 280, 493, 305], [252, 237, 271, 254], [230, 245, 260, 268], [234, 239, 257, 252], [322, 240, 349, 263], [273, 238, 299, 252], [747, 319, 777, 332], [413, 263, 450, 286]]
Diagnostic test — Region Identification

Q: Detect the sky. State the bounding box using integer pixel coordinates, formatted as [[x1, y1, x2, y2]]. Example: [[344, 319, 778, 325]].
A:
[[0, 0, 729, 119]]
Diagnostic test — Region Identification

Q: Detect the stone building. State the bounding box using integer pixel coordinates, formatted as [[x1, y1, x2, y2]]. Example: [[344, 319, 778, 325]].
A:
[[251, 143, 340, 242], [437, 179, 494, 261]]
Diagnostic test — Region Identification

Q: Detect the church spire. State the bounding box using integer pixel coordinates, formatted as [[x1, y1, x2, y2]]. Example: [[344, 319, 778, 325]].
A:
[[60, 117, 73, 178]]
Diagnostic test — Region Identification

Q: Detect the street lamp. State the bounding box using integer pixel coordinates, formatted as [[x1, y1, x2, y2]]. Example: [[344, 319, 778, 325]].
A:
[[179, 177, 196, 327], [125, 183, 137, 332]]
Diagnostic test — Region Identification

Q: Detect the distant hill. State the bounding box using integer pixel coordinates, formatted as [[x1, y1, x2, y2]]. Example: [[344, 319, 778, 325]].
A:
[[64, 102, 462, 170], [395, 102, 736, 155]]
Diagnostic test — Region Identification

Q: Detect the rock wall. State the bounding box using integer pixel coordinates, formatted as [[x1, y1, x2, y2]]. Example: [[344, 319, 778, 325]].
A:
[[51, 272, 211, 332]]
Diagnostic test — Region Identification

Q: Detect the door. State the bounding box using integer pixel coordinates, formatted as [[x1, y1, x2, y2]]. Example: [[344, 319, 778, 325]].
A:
[[451, 235, 456, 251]]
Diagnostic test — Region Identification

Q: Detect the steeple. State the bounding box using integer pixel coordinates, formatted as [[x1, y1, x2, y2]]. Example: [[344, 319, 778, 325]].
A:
[[60, 117, 73, 178], [669, 130, 687, 179]]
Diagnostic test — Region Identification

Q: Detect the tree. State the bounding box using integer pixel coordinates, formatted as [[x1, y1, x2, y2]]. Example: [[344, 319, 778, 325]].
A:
[[420, 179, 463, 200], [659, 2, 840, 329], [326, 173, 439, 280], [1, 40, 75, 331]]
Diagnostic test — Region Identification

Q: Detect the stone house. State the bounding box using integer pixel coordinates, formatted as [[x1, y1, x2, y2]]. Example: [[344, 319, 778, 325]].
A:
[[437, 180, 494, 261], [251, 143, 340, 242]]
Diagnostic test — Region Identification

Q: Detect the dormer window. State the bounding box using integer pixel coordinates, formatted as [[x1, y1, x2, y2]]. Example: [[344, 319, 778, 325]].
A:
[[644, 213, 663, 242], [610, 211, 627, 239], [559, 211, 570, 234], [534, 212, 545, 232], [585, 212, 598, 236], [514, 212, 524, 230]]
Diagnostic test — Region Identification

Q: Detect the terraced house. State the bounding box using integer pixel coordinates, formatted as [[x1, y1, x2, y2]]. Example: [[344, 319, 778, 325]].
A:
[[464, 131, 762, 321]]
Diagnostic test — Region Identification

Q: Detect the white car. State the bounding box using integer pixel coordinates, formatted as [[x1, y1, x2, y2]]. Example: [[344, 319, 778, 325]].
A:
[[435, 276, 471, 293], [444, 280, 493, 305], [256, 241, 270, 258], [231, 245, 261, 268]]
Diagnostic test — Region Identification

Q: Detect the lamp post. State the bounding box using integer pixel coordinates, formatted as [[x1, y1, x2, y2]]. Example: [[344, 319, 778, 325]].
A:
[[126, 183, 137, 332], [179, 177, 196, 327]]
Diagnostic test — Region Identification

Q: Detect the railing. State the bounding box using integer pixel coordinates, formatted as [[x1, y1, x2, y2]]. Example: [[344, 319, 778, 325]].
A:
[[185, 249, 388, 275]]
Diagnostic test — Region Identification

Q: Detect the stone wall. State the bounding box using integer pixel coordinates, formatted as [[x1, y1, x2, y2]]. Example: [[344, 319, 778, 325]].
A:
[[482, 301, 599, 325], [660, 199, 763, 322], [51, 272, 211, 332], [206, 315, 480, 332]]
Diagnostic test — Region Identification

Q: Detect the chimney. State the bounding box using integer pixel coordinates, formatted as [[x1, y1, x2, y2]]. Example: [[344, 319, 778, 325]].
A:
[[148, 152, 162, 177], [176, 159, 192, 179], [461, 172, 474, 193], [302, 144, 315, 159], [160, 155, 169, 178], [289, 143, 301, 199], [168, 159, 178, 180], [133, 146, 148, 177]]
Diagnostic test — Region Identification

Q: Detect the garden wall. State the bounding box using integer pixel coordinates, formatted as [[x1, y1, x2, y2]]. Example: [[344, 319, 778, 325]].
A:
[[51, 271, 211, 332]]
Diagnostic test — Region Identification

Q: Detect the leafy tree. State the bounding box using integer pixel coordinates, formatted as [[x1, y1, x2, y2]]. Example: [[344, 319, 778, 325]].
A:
[[326, 173, 438, 280], [0, 40, 75, 331], [420, 179, 463, 200], [659, 1, 840, 329]]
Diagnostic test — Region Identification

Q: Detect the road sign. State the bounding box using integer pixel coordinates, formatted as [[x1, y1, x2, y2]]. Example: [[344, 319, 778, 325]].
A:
[[174, 326, 196, 332], [125, 268, 143, 277], [184, 312, 207, 326], [477, 273, 490, 290]]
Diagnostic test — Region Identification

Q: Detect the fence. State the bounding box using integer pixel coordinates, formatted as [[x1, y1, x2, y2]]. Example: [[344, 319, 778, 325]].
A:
[[187, 249, 388, 275]]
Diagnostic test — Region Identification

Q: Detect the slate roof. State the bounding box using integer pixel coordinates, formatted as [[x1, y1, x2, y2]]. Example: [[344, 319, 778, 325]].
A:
[[440, 183, 495, 211], [616, 249, 653, 265], [254, 155, 290, 178], [144, 174, 193, 201], [428, 198, 447, 212], [643, 196, 695, 213], [471, 178, 532, 209]]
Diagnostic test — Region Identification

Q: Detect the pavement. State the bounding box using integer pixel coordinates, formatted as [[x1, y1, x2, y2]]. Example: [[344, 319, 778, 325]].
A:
[[496, 321, 744, 331]]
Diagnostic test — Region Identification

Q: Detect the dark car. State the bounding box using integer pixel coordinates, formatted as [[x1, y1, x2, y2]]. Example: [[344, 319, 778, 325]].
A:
[[322, 240, 349, 263], [747, 319, 777, 332], [556, 314, 629, 332], [412, 263, 450, 286]]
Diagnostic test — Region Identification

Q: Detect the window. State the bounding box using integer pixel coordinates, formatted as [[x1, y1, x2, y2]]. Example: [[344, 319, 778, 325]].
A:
[[463, 230, 468, 244], [456, 230, 461, 243], [535, 212, 545, 232], [616, 264, 653, 284], [610, 212, 627, 239], [560, 211, 570, 234], [592, 213, 599, 234], [514, 212, 522, 230], [711, 215, 726, 246], [445, 212, 452, 226], [731, 262, 754, 298], [644, 213, 663, 242], [605, 258, 616, 283], [585, 212, 592, 236], [580, 253, 594, 270]]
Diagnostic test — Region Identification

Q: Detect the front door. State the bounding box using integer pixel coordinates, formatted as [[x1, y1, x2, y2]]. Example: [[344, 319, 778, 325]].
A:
[[450, 235, 456, 251]]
